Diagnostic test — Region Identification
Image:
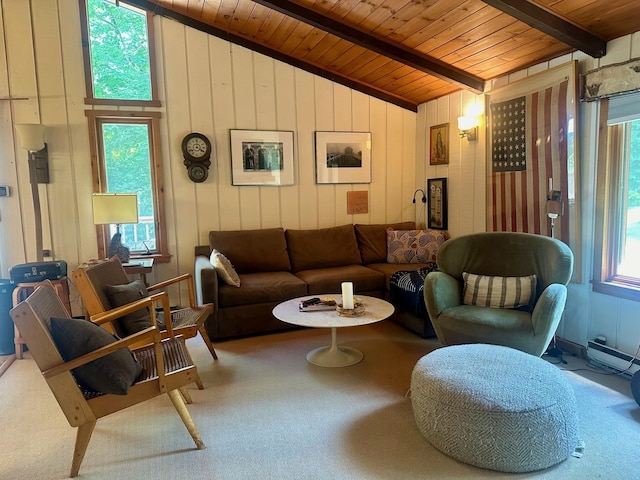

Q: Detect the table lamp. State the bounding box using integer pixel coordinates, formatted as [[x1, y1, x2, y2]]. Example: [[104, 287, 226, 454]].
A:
[[92, 193, 138, 262]]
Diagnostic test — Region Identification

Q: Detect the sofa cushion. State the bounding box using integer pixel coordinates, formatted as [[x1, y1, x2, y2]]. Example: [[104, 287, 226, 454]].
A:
[[366, 262, 434, 291], [355, 221, 416, 264], [210, 249, 241, 287], [209, 228, 291, 274], [462, 272, 537, 309], [387, 229, 447, 264], [286, 224, 362, 272], [217, 271, 307, 308], [294, 264, 385, 295]]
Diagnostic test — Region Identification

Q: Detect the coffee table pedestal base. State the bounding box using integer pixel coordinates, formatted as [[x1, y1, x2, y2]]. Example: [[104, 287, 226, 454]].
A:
[[306, 327, 363, 367]]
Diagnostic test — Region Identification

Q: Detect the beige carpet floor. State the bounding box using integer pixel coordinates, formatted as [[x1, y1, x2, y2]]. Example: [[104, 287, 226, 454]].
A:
[[1, 320, 639, 479]]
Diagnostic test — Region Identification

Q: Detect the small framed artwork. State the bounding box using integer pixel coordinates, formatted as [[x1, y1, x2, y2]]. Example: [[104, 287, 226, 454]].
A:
[[230, 129, 294, 186], [427, 177, 448, 230], [315, 131, 372, 184], [430, 123, 449, 165]]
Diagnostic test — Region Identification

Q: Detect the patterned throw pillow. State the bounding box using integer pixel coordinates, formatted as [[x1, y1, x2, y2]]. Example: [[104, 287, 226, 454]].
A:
[[386, 229, 447, 264], [462, 272, 537, 309], [210, 249, 241, 287]]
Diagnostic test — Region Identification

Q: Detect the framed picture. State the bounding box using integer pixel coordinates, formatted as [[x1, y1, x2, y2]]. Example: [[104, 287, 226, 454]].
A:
[[315, 131, 372, 184], [485, 61, 580, 281], [427, 178, 448, 230], [429, 123, 449, 165], [230, 129, 294, 186]]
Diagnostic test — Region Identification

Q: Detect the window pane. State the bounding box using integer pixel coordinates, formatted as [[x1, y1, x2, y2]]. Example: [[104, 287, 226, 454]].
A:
[[87, 0, 152, 101], [101, 123, 156, 252], [618, 120, 640, 277]]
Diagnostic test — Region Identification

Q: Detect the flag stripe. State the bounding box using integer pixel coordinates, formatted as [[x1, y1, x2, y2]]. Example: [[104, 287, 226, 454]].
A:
[[489, 79, 569, 243]]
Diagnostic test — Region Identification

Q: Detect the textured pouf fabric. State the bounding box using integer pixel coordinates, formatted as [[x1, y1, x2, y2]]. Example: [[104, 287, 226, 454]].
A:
[[411, 344, 579, 473]]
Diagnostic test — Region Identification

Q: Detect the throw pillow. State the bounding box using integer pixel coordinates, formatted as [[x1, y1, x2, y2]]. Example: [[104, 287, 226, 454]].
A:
[[386, 229, 447, 264], [105, 280, 164, 335], [210, 249, 241, 287], [49, 316, 142, 395], [462, 272, 537, 309]]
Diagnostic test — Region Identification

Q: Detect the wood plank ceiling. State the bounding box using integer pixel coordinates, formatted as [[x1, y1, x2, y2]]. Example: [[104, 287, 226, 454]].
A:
[[125, 0, 640, 111]]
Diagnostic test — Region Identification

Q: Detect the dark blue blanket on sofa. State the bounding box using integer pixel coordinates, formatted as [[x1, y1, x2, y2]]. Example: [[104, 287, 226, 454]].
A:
[[389, 264, 439, 318]]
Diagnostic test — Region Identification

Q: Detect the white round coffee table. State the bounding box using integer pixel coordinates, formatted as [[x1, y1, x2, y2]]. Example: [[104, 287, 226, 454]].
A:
[[272, 295, 395, 367]]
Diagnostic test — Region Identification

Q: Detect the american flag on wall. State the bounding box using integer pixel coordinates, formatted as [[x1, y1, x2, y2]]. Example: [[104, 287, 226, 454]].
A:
[[487, 79, 570, 243]]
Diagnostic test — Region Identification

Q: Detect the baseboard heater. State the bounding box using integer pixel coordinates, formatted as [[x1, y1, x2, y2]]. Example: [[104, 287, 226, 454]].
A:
[[587, 340, 640, 377]]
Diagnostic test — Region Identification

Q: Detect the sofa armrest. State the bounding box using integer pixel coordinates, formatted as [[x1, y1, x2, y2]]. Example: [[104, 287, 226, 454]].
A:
[[195, 255, 218, 307], [423, 271, 462, 318], [531, 283, 567, 338]]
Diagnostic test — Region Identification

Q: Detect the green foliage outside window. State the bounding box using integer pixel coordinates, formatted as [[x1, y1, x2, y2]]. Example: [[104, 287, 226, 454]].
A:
[[87, 0, 151, 101]]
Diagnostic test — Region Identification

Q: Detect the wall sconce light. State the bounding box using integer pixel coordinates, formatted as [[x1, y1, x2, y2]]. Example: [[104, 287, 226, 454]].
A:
[[14, 124, 50, 183], [457, 115, 479, 141], [412, 188, 426, 204]]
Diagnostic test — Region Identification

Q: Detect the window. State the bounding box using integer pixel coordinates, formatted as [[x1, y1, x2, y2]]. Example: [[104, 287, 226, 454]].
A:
[[593, 94, 640, 301], [80, 0, 168, 260]]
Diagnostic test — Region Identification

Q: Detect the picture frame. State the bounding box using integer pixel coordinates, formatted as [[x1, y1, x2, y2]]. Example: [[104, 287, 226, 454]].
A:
[[429, 123, 449, 165], [427, 178, 448, 230], [485, 61, 580, 281], [315, 131, 372, 184], [230, 129, 294, 186]]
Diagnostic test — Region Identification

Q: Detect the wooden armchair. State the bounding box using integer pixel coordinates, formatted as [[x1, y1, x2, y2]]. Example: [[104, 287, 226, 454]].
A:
[[10, 281, 205, 478], [72, 257, 217, 361]]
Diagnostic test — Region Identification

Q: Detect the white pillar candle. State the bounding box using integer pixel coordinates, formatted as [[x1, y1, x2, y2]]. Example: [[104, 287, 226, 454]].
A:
[[341, 281, 354, 309]]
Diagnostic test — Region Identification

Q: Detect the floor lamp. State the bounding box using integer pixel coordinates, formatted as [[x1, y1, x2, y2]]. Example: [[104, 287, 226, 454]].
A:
[[14, 124, 49, 263]]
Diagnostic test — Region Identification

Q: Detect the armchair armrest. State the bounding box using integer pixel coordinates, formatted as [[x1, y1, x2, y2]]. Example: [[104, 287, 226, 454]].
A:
[[423, 272, 462, 318], [195, 255, 218, 308], [148, 273, 200, 309], [531, 283, 567, 337], [90, 291, 174, 336]]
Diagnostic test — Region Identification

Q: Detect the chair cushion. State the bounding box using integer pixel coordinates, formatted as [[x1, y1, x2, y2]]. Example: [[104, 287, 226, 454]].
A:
[[387, 229, 447, 264], [210, 249, 241, 287], [49, 317, 142, 395], [462, 272, 536, 309], [105, 280, 164, 334]]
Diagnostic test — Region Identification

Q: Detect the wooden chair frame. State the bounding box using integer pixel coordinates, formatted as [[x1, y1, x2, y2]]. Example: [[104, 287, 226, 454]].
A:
[[72, 257, 217, 362], [10, 281, 205, 477]]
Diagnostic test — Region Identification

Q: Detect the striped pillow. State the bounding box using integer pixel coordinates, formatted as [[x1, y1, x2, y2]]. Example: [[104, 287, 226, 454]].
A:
[[462, 272, 536, 309]]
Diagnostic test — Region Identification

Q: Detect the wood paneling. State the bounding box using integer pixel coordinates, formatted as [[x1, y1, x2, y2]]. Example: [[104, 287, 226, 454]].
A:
[[129, 0, 640, 109]]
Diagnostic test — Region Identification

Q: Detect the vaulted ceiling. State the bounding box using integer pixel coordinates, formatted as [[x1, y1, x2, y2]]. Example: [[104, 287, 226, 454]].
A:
[[126, 0, 640, 111]]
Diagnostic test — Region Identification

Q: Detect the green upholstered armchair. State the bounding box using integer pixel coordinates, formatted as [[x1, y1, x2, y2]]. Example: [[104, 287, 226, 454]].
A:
[[423, 232, 573, 357]]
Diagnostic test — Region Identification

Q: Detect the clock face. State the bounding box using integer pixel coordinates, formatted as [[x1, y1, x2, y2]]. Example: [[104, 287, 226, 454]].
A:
[[186, 137, 208, 158], [181, 133, 211, 162]]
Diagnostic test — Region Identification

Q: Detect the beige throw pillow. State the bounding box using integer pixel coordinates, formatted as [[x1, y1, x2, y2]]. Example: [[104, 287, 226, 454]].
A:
[[210, 249, 241, 287], [462, 272, 536, 309]]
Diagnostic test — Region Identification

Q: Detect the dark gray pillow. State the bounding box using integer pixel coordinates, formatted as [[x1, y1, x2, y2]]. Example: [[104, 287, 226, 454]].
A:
[[105, 280, 164, 334], [49, 317, 142, 395]]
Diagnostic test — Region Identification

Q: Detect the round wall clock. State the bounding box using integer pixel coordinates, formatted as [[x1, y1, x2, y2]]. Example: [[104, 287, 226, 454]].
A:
[[181, 132, 212, 183]]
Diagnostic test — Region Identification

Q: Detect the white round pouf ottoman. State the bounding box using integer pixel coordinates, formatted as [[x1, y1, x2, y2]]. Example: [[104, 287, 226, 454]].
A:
[[411, 344, 579, 473]]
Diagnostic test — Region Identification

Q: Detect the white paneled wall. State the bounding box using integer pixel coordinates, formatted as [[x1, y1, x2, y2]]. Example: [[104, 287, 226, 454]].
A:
[[0, 3, 418, 311]]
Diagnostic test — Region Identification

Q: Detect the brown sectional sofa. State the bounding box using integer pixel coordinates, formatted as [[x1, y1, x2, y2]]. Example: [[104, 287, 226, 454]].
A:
[[194, 222, 433, 340]]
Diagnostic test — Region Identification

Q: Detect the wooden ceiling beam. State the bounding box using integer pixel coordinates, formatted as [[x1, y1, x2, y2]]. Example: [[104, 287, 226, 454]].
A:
[[482, 0, 607, 58], [122, 0, 418, 111], [252, 0, 485, 94]]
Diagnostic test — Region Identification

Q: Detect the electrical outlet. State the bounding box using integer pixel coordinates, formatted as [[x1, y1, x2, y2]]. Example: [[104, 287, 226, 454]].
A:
[[42, 249, 52, 257]]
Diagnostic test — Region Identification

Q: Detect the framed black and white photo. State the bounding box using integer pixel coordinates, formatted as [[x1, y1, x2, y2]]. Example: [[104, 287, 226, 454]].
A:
[[315, 131, 372, 184], [230, 129, 294, 186], [427, 177, 448, 230]]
